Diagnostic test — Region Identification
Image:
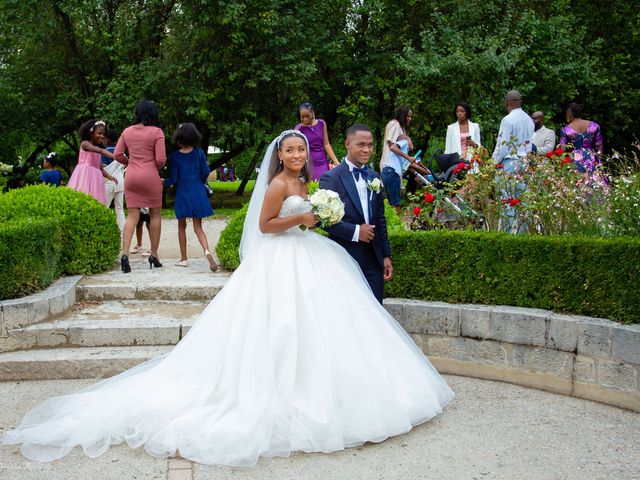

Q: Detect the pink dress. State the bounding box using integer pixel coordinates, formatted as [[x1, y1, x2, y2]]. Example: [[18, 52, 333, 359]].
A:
[[114, 125, 166, 208], [459, 132, 470, 159], [67, 149, 107, 205]]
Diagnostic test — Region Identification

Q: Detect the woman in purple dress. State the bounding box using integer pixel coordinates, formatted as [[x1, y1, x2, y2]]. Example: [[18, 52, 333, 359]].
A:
[[294, 102, 339, 180], [560, 102, 603, 173]]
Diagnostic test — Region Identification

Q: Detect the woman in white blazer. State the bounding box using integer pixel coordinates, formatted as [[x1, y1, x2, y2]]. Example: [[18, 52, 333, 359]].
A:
[[445, 102, 481, 160]]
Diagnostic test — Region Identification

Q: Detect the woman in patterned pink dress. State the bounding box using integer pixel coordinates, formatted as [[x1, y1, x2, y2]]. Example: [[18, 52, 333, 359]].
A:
[[560, 102, 603, 174], [67, 120, 118, 205], [114, 100, 167, 273]]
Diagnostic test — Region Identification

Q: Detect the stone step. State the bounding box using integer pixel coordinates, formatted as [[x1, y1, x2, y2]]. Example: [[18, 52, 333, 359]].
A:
[[76, 260, 231, 301], [3, 300, 205, 352], [0, 345, 173, 381]]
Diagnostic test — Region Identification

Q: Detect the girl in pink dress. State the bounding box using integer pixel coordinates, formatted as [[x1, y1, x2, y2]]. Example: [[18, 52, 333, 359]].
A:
[[67, 120, 117, 205]]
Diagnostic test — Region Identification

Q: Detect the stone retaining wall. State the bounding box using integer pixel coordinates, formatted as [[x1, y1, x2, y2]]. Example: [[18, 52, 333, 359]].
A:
[[1, 280, 638, 412], [384, 299, 640, 412], [0, 276, 81, 353]]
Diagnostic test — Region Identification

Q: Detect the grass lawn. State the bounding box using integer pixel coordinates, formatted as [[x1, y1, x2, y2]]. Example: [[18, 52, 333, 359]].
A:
[[208, 180, 255, 193], [160, 207, 238, 219], [159, 180, 254, 219]]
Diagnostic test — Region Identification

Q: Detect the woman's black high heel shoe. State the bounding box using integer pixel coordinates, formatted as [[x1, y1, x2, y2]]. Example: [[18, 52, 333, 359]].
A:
[[121, 254, 131, 273], [148, 255, 163, 269]]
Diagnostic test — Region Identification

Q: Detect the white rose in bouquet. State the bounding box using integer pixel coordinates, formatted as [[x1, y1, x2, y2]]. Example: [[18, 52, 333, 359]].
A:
[[303, 188, 345, 229], [310, 189, 329, 206]]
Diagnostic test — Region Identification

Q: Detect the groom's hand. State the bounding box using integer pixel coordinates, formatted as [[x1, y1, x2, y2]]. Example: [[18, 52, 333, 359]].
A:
[[383, 257, 393, 281], [359, 224, 375, 242]]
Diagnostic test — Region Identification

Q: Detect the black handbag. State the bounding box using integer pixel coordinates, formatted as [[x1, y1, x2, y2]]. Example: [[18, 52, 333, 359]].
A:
[[200, 148, 213, 198]]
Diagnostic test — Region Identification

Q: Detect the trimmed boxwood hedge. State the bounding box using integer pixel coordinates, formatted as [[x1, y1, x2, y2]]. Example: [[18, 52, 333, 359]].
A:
[[0, 185, 120, 275], [386, 230, 640, 324], [0, 218, 62, 300], [216, 204, 639, 323], [215, 203, 248, 271]]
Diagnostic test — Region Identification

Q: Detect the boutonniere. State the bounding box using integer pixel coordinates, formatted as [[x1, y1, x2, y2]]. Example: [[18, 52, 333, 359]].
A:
[[366, 177, 381, 194]]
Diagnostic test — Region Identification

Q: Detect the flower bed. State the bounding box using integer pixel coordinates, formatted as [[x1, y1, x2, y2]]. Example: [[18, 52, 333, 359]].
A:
[[404, 145, 640, 237]]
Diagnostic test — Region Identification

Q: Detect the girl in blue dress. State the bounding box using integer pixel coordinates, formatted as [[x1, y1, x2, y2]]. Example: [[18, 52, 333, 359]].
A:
[[40, 152, 63, 187], [164, 123, 218, 271]]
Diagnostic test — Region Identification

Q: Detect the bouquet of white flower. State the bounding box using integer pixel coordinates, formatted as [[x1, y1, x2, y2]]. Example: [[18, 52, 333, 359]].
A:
[[306, 188, 345, 228]]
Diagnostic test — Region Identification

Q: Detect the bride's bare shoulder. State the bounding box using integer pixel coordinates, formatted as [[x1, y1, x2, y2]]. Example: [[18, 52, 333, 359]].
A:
[[263, 177, 287, 202]]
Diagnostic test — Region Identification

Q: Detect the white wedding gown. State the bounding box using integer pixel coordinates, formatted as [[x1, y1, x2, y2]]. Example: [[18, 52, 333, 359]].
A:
[[3, 196, 454, 466]]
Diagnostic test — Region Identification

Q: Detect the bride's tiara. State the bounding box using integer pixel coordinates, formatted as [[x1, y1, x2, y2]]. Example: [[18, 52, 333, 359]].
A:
[[275, 129, 307, 151]]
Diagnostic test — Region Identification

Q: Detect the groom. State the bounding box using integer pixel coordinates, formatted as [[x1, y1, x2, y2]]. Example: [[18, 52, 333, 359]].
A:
[[319, 123, 393, 304]]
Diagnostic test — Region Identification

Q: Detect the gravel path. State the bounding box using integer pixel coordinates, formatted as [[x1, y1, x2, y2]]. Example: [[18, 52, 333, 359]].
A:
[[1, 375, 638, 479]]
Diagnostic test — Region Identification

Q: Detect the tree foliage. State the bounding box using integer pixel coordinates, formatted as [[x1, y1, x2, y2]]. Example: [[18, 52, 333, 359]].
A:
[[0, 0, 637, 179]]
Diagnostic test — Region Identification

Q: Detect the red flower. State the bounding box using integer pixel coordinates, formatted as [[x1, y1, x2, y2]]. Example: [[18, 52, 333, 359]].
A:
[[413, 206, 422, 216], [452, 162, 466, 174], [496, 163, 504, 169], [561, 156, 572, 165], [508, 198, 521, 207], [554, 147, 564, 156], [545, 152, 554, 159], [424, 193, 435, 204]]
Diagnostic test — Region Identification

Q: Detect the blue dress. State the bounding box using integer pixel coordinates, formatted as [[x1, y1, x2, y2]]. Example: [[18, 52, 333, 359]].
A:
[[165, 147, 213, 219], [40, 169, 62, 187]]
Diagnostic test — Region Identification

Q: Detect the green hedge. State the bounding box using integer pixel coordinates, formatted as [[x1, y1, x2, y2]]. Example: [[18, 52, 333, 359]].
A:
[[0, 218, 62, 300], [217, 204, 639, 323], [0, 185, 120, 275], [386, 230, 640, 324], [215, 203, 248, 270]]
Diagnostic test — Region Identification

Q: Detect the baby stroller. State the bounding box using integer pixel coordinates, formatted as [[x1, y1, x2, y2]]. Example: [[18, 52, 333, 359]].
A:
[[412, 150, 469, 189]]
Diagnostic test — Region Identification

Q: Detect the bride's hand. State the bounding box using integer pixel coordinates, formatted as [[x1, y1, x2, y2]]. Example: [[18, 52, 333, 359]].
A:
[[300, 211, 318, 227]]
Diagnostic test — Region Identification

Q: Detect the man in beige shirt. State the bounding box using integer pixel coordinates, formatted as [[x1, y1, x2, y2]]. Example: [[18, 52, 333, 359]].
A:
[[531, 111, 556, 155]]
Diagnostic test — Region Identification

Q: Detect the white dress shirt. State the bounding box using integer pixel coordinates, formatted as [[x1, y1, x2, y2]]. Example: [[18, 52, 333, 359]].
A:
[[492, 108, 535, 163], [345, 158, 370, 242], [532, 125, 556, 155]]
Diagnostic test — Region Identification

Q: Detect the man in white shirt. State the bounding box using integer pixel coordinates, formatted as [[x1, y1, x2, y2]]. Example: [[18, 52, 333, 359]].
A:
[[493, 90, 534, 233], [531, 111, 556, 155], [493, 90, 535, 165]]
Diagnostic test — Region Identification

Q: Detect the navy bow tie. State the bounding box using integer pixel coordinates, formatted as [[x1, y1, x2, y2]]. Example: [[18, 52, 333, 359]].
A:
[[352, 166, 369, 181]]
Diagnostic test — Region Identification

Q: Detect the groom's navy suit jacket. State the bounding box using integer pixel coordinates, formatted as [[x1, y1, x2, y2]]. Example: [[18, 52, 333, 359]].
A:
[[319, 161, 391, 301]]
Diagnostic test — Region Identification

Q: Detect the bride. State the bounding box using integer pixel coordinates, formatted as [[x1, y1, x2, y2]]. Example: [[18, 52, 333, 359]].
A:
[[3, 130, 454, 466]]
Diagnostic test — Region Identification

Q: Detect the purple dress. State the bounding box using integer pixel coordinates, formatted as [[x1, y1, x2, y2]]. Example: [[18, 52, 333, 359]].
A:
[[296, 119, 329, 180], [560, 122, 603, 173]]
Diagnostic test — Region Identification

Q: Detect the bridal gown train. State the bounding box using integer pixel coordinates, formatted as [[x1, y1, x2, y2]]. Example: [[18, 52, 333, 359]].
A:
[[3, 195, 454, 466]]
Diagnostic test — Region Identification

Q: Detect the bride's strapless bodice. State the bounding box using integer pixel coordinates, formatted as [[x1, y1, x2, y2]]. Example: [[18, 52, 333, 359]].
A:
[[277, 195, 311, 234]]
